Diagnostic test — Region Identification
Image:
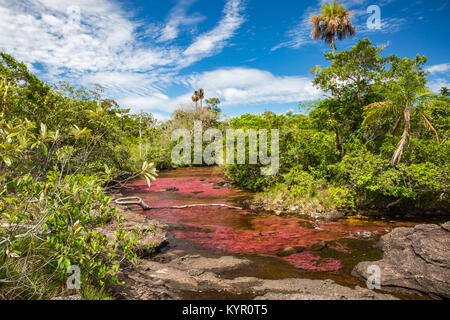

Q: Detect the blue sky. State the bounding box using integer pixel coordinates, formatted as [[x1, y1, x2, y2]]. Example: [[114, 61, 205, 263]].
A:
[[0, 0, 449, 120]]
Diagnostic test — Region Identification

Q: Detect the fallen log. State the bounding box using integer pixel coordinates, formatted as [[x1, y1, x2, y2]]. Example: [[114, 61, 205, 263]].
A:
[[114, 196, 151, 210], [114, 196, 242, 210]]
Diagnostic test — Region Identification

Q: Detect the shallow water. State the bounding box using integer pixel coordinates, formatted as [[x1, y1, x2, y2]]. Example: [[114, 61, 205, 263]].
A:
[[123, 167, 439, 299]]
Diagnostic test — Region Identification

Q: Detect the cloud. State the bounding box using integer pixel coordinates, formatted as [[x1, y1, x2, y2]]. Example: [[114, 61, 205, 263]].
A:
[[0, 0, 175, 79], [187, 68, 320, 104], [428, 78, 450, 93], [157, 0, 205, 43], [182, 0, 245, 65], [0, 0, 245, 76], [128, 67, 320, 114], [271, 4, 316, 51], [426, 63, 450, 74], [0, 0, 250, 117]]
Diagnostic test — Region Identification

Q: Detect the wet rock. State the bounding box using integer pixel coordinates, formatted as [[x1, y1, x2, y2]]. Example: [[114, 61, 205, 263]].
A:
[[252, 279, 397, 300], [352, 222, 450, 299], [169, 255, 252, 273], [100, 198, 170, 257], [111, 263, 179, 300], [113, 252, 397, 300]]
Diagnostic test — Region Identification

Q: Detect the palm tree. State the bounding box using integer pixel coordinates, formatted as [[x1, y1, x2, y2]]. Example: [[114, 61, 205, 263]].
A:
[[197, 88, 205, 108], [362, 56, 445, 165], [363, 89, 442, 165], [192, 90, 199, 108], [310, 0, 355, 54]]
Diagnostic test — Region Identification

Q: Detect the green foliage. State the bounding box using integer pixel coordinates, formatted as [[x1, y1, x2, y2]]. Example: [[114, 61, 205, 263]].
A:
[[0, 53, 161, 299], [224, 40, 449, 215]]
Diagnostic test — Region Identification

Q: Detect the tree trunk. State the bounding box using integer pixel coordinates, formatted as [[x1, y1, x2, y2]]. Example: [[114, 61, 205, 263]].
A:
[[334, 126, 344, 158], [331, 35, 336, 55], [391, 105, 410, 165]]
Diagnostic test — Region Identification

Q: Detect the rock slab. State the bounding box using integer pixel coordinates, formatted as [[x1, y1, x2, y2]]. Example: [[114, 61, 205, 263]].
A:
[[352, 222, 450, 299]]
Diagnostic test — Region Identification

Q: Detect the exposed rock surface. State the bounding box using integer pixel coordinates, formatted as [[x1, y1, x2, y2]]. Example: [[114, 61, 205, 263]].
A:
[[107, 197, 397, 300], [352, 222, 450, 299], [111, 252, 396, 300]]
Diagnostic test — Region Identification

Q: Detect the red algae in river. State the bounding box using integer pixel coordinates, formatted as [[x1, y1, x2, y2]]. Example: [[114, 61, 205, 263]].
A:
[[124, 167, 417, 273]]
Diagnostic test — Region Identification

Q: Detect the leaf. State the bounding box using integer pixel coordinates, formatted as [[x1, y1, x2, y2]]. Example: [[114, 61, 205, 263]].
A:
[[40, 123, 47, 139], [3, 157, 11, 167], [142, 161, 148, 171], [144, 174, 152, 188], [41, 143, 48, 156]]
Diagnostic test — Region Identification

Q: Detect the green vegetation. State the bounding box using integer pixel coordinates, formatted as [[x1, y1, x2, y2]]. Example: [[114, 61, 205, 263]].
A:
[[0, 1, 448, 300], [223, 39, 449, 216], [0, 52, 158, 299]]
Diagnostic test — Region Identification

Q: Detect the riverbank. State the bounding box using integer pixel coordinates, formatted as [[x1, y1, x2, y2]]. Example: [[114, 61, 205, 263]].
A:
[[249, 189, 449, 221]]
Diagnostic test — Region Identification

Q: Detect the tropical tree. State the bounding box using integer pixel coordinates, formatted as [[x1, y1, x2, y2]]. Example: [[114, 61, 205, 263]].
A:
[[311, 39, 385, 156], [192, 90, 199, 108], [362, 55, 445, 165], [197, 88, 205, 108], [310, 0, 355, 54]]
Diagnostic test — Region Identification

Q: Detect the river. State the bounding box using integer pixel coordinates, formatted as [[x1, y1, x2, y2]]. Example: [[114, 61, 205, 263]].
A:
[[123, 166, 439, 299]]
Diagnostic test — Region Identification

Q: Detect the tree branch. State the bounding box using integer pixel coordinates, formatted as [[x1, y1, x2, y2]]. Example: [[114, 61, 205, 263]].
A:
[[114, 196, 242, 210]]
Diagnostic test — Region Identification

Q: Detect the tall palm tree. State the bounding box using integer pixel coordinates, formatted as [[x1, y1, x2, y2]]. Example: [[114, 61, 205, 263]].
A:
[[197, 88, 204, 108], [192, 90, 199, 108], [310, 0, 355, 54]]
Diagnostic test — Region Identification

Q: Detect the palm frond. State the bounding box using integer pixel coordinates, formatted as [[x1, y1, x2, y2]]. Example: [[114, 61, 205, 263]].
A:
[[392, 115, 403, 136], [362, 101, 398, 126], [420, 112, 441, 144]]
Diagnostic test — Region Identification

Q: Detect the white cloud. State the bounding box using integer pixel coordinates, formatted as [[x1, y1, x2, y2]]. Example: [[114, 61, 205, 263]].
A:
[[428, 78, 450, 93], [0, 0, 250, 116], [426, 63, 450, 74], [182, 0, 244, 65], [271, 4, 315, 51], [0, 0, 245, 77], [129, 68, 320, 113], [157, 0, 205, 43]]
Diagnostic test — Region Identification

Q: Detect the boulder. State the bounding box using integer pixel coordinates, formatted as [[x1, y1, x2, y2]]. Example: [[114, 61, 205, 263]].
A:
[[352, 222, 450, 299]]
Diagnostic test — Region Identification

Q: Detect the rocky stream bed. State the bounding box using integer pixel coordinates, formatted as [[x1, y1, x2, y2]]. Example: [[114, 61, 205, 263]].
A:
[[107, 167, 449, 300]]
